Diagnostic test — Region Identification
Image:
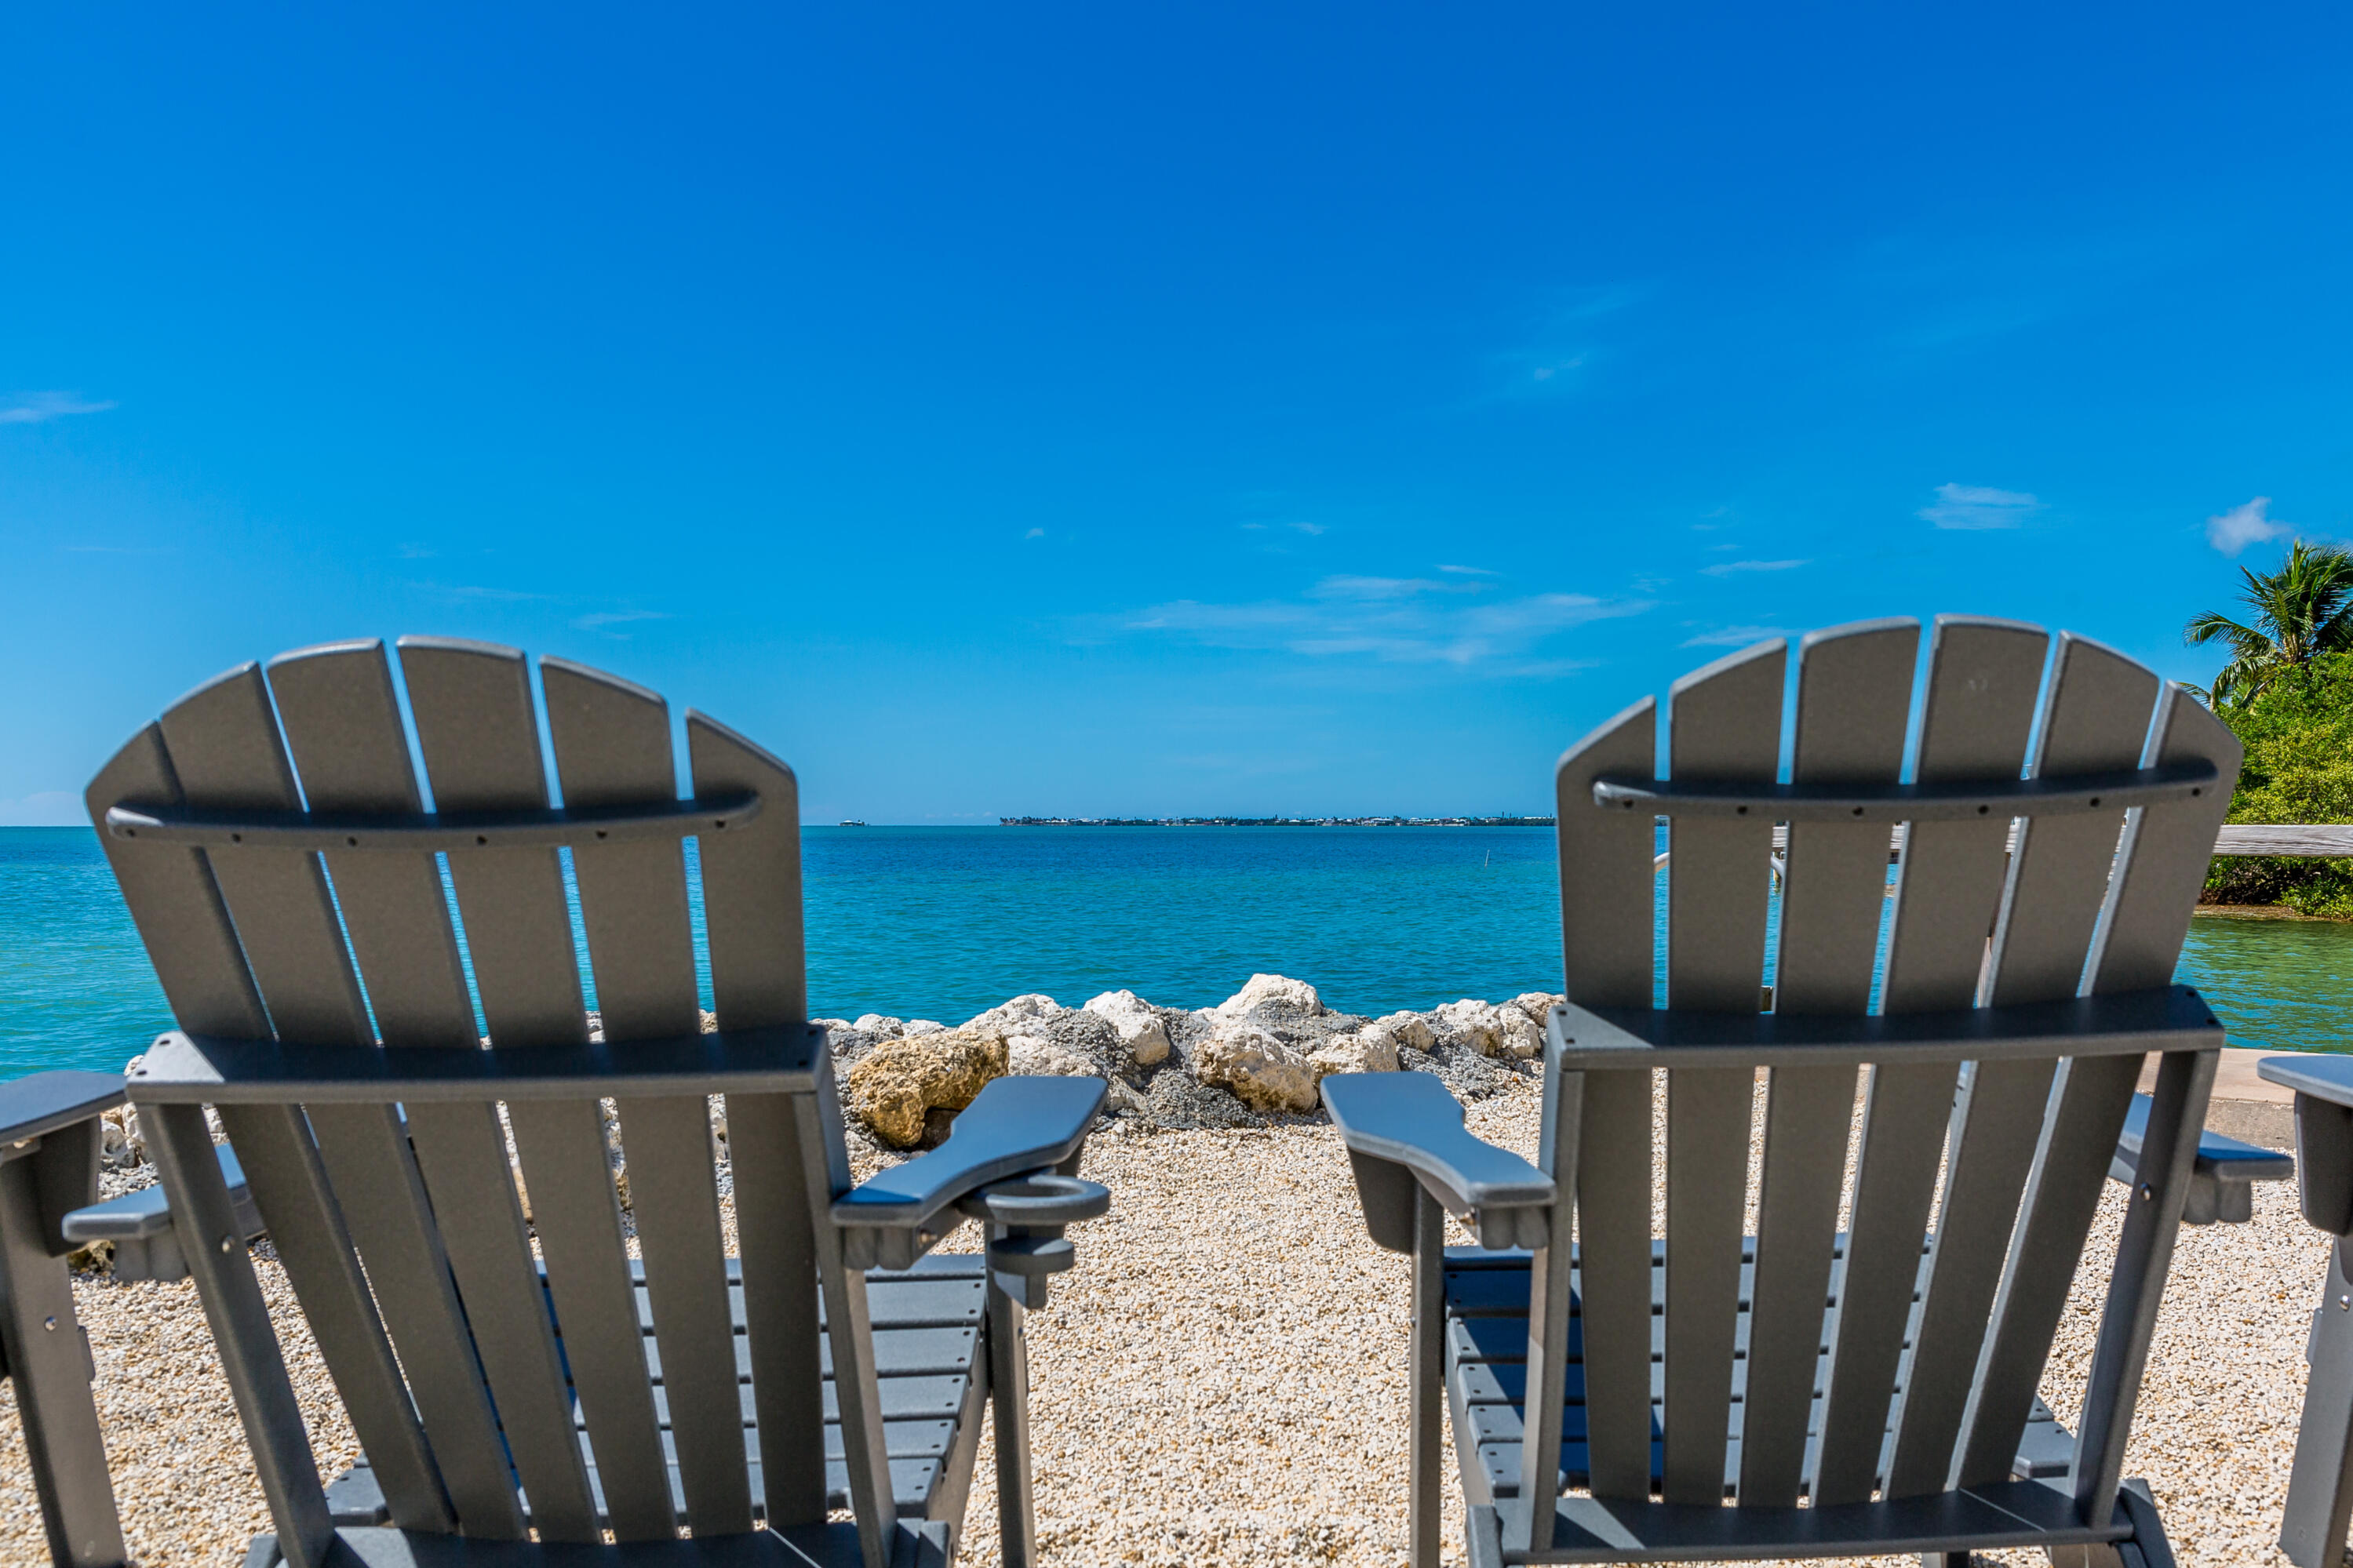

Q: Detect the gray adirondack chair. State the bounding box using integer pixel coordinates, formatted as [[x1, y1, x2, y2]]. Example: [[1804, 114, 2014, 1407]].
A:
[[85, 636, 1109, 1568], [1324, 617, 2238, 1567]]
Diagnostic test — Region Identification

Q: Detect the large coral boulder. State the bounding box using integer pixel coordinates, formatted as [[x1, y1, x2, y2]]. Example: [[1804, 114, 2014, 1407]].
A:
[[1193, 1025, 1320, 1114], [843, 1030, 1007, 1148]]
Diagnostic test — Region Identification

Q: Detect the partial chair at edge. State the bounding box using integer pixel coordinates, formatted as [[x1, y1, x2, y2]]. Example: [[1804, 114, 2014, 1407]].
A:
[[1327, 616, 2236, 1568], [82, 636, 1109, 1568]]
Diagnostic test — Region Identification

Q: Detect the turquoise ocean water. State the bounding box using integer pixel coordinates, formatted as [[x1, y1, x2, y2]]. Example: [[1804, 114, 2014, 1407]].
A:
[[2, 824, 2347, 1076]]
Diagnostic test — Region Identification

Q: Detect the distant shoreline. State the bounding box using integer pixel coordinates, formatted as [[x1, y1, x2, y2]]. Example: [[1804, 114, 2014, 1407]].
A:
[[994, 815, 1557, 828]]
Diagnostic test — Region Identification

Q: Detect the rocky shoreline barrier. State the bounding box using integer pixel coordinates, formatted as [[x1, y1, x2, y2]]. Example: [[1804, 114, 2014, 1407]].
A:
[[826, 973, 1559, 1148]]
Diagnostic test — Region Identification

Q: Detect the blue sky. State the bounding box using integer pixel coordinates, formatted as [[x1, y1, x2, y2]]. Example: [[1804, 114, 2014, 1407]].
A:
[[5, 6, 2351, 824]]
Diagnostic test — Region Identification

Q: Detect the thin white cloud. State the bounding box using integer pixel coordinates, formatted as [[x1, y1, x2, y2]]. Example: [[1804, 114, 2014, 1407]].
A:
[[2205, 496, 2292, 556], [1918, 483, 2043, 530], [1437, 564, 1497, 576], [572, 609, 668, 631], [1699, 558, 1808, 577], [0, 391, 116, 425], [1024, 527, 1046, 540], [1310, 574, 1477, 601], [1288, 522, 1327, 536], [1681, 624, 1792, 647], [1120, 579, 1651, 670]]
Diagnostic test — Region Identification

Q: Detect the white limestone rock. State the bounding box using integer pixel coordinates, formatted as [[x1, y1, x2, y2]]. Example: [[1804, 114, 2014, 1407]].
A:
[[1510, 991, 1565, 1027], [1495, 1006, 1543, 1060], [1215, 973, 1324, 1020], [965, 994, 1063, 1036], [1307, 1030, 1400, 1082], [1366, 1011, 1437, 1054], [1433, 999, 1507, 1057], [1006, 1031, 1100, 1079], [1193, 1025, 1320, 1114], [1083, 988, 1172, 1067], [903, 1019, 947, 1036]]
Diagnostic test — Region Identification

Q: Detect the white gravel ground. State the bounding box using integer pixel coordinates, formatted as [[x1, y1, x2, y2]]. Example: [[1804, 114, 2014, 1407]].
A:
[[0, 1082, 2326, 1566]]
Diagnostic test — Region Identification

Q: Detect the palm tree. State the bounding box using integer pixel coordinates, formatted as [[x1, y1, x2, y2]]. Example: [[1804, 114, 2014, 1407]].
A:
[[2185, 540, 2353, 708]]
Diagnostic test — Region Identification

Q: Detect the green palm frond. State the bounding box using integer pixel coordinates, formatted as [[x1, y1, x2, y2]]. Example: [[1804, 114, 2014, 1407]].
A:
[[2186, 540, 2353, 701]]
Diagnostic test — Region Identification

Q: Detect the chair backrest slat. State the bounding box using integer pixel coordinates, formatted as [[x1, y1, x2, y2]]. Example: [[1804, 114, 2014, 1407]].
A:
[[1554, 698, 1658, 1010], [1574, 1067, 1657, 1499], [366, 642, 609, 1541], [2090, 688, 2241, 995], [1658, 643, 1784, 1504], [1981, 637, 2158, 1007], [1884, 638, 2157, 1497], [542, 659, 702, 1039], [543, 660, 752, 1537], [1552, 694, 1666, 1501], [1738, 620, 1915, 1505], [1812, 619, 2043, 1506], [509, 1093, 679, 1538], [690, 713, 829, 1530], [84, 720, 271, 1039], [155, 656, 525, 1537]]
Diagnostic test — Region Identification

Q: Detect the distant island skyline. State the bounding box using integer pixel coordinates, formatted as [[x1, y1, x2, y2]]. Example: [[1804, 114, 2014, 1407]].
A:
[[994, 815, 1556, 828]]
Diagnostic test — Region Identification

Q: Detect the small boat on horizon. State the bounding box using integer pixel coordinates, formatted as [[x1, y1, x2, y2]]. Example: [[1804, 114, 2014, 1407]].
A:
[[839, 819, 867, 827]]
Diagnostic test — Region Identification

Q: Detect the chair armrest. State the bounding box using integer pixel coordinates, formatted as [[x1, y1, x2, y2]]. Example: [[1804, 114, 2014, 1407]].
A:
[[1321, 1071, 1554, 1252], [62, 1144, 262, 1279], [832, 1075, 1106, 1268], [2107, 1091, 2293, 1224], [0, 1069, 128, 1256], [0, 1070, 124, 1147]]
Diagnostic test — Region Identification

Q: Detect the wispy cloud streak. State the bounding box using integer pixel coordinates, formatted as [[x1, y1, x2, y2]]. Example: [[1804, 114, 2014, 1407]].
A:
[[1120, 573, 1650, 671], [1918, 483, 2043, 530], [1, 391, 116, 425], [1699, 558, 1808, 577]]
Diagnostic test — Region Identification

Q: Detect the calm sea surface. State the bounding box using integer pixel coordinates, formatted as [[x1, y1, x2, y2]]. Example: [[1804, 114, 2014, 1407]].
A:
[[2, 824, 2347, 1075]]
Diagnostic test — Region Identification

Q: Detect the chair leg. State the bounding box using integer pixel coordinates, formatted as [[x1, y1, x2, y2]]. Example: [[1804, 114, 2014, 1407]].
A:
[[986, 1242, 1037, 1568], [0, 1148, 127, 1568], [1408, 1189, 1444, 1568]]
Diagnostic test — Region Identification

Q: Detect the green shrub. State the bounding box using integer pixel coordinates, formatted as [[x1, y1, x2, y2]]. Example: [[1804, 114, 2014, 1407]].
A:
[[2202, 652, 2353, 915]]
